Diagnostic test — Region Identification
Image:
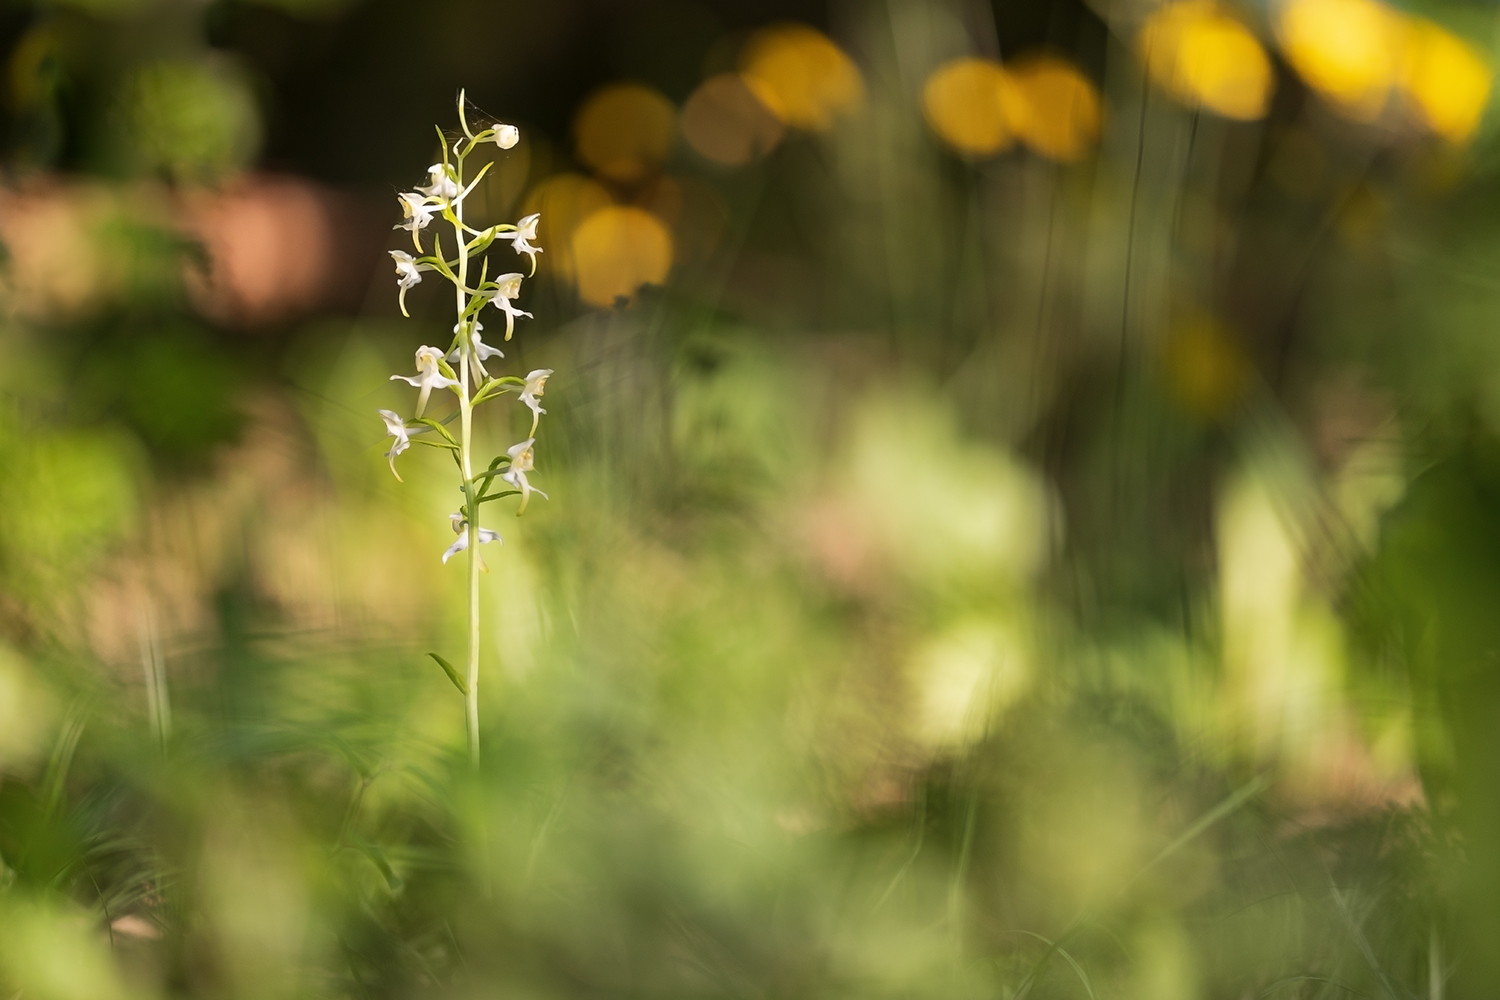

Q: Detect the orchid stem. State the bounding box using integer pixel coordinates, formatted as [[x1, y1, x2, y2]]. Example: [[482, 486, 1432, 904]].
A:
[[455, 147, 482, 775]]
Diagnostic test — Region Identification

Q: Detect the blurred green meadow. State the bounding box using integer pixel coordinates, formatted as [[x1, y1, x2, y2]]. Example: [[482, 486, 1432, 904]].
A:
[[4, 0, 1500, 996]]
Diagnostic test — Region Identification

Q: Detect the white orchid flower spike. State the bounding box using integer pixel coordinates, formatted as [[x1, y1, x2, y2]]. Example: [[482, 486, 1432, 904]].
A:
[[391, 345, 460, 417], [488, 272, 533, 340], [518, 368, 553, 433], [416, 163, 461, 202], [501, 438, 549, 514], [377, 409, 429, 481], [381, 96, 556, 774], [442, 512, 502, 564], [507, 214, 542, 274]]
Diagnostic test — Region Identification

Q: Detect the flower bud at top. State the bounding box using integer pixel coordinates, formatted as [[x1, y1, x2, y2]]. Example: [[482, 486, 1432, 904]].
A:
[[493, 124, 520, 149]]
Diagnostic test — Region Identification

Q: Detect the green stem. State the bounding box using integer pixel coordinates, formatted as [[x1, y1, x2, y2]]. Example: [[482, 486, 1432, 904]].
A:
[[454, 148, 482, 774]]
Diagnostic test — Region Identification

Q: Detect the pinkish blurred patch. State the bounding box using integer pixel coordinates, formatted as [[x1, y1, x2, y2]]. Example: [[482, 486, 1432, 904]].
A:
[[0, 174, 381, 328], [181, 174, 377, 328]]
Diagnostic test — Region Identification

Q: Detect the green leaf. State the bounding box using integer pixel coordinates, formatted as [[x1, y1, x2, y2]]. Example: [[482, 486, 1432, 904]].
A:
[[427, 653, 468, 695], [412, 438, 460, 452], [477, 490, 521, 506], [457, 160, 493, 203], [474, 461, 510, 498], [410, 417, 458, 446], [471, 384, 507, 407]]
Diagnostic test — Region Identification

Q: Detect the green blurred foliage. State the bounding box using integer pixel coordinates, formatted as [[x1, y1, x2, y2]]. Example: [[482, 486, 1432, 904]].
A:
[[110, 58, 260, 182]]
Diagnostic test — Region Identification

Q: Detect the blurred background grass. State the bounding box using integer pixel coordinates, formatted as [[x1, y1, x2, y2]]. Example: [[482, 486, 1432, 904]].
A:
[[2, 0, 1499, 995]]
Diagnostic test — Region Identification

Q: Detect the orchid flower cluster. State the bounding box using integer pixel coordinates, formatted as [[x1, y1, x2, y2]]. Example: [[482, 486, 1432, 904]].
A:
[[378, 92, 553, 768]]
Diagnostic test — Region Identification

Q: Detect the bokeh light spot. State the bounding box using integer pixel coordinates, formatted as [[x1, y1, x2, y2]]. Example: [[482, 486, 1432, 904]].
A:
[[1141, 1, 1274, 121], [1277, 0, 1403, 121], [574, 83, 677, 184], [739, 23, 864, 131], [1401, 19, 1492, 143], [681, 72, 785, 166], [1006, 54, 1101, 162], [921, 57, 1023, 158], [520, 173, 615, 281], [572, 206, 674, 308]]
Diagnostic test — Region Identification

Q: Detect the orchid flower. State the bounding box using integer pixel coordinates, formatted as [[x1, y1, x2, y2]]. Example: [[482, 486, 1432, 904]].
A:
[[506, 213, 543, 274], [448, 321, 504, 379], [518, 368, 553, 432], [487, 272, 533, 340], [442, 512, 502, 564], [390, 250, 435, 316], [391, 250, 430, 289], [390, 345, 461, 417], [377, 409, 429, 482], [491, 124, 519, 149], [416, 163, 461, 202], [394, 192, 439, 233], [501, 438, 549, 514]]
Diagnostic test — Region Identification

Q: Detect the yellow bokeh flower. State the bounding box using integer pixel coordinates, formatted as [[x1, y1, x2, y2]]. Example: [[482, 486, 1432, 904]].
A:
[[574, 83, 678, 184], [1141, 1, 1274, 120], [1277, 0, 1403, 120], [1277, 0, 1493, 140], [921, 57, 1026, 158], [1006, 54, 1102, 162], [520, 174, 614, 282], [571, 206, 673, 308], [740, 23, 864, 131], [1401, 18, 1492, 142]]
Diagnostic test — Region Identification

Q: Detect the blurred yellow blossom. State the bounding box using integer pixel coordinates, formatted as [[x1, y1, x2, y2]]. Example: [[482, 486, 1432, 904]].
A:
[[571, 205, 673, 307], [1401, 18, 1492, 142], [921, 57, 1025, 158], [574, 83, 678, 184], [1278, 0, 1492, 138], [1277, 0, 1404, 120], [740, 23, 864, 131], [1141, 1, 1274, 120], [520, 173, 614, 282], [1006, 53, 1102, 161]]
